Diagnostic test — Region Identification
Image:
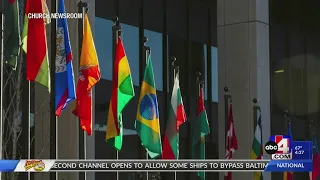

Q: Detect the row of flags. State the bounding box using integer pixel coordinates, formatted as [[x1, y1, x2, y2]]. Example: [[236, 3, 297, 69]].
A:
[[224, 105, 320, 180], [3, 1, 320, 180], [3, 0, 210, 179]]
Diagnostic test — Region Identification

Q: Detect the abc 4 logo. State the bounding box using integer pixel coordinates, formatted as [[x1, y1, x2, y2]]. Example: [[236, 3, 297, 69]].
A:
[[264, 141, 278, 154], [264, 139, 291, 155]]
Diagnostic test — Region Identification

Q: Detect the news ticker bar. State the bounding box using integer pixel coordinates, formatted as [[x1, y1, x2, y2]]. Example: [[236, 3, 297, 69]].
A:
[[0, 159, 312, 172]]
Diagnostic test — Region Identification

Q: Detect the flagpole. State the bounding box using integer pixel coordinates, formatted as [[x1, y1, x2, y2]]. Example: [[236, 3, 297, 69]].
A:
[[253, 98, 260, 130], [196, 72, 205, 179], [112, 17, 121, 180], [196, 72, 202, 97], [50, 0, 57, 179], [284, 110, 290, 135], [224, 87, 231, 139], [77, 2, 88, 180], [0, 11, 3, 180], [143, 36, 151, 180], [309, 119, 315, 179], [171, 56, 178, 180]]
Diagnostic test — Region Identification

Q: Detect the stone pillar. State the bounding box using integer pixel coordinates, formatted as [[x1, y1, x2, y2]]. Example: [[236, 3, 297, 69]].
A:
[[217, 0, 270, 180]]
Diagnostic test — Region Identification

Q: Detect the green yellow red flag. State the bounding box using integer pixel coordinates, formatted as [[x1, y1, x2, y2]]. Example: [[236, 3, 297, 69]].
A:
[[106, 37, 135, 151]]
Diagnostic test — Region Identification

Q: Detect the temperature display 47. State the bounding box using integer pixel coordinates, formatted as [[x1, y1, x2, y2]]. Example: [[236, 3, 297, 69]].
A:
[[291, 141, 312, 160]]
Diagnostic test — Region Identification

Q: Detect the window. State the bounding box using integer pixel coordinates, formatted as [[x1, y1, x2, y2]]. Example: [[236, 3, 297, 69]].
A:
[[204, 45, 208, 100], [121, 24, 139, 86], [95, 17, 113, 80], [203, 45, 218, 102], [95, 17, 140, 86], [212, 46, 218, 103]]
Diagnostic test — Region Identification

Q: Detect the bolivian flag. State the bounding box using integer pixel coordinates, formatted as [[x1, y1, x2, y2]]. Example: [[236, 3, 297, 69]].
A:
[[135, 54, 162, 158], [106, 37, 134, 151]]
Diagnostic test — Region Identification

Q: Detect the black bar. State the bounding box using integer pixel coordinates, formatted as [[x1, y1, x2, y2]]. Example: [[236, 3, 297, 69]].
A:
[[162, 0, 168, 94], [139, 1, 145, 84], [112, 17, 120, 68], [48, 160, 269, 171], [77, 2, 87, 180], [309, 119, 314, 140], [138, 0, 146, 164], [253, 98, 259, 129], [116, 0, 119, 17], [21, 54, 30, 180], [284, 110, 290, 135], [170, 57, 176, 90], [50, 0, 57, 179], [0, 11, 3, 180], [185, 0, 191, 169], [301, 0, 309, 141], [162, 0, 169, 178], [206, 7, 213, 143], [224, 87, 231, 139]]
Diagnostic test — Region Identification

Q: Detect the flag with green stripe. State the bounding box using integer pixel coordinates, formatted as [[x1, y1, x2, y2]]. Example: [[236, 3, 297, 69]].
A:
[[3, 0, 21, 70], [250, 111, 263, 180], [192, 85, 210, 180]]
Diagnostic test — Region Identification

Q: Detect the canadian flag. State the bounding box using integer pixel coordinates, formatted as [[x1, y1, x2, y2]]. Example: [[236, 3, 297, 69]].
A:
[[224, 104, 238, 180]]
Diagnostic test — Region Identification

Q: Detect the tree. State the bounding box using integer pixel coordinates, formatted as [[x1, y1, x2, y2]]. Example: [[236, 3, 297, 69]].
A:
[[1, 0, 50, 179]]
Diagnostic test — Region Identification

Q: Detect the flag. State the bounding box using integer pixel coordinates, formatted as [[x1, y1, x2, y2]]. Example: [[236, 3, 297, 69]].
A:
[[72, 13, 101, 136], [25, 0, 51, 90], [283, 122, 293, 180], [191, 86, 210, 180], [309, 136, 320, 180], [106, 36, 135, 151], [135, 54, 162, 158], [225, 103, 238, 180], [55, 0, 76, 116], [162, 73, 187, 159], [3, 0, 21, 70], [250, 110, 263, 180], [22, 0, 50, 52]]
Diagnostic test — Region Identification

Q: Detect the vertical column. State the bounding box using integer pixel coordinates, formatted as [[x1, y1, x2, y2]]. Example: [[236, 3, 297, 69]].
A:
[[217, 0, 270, 180], [57, 0, 80, 180], [34, 1, 52, 180], [84, 1, 96, 180]]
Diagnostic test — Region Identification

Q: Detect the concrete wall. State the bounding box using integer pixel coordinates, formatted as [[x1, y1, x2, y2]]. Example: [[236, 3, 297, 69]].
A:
[[33, 0, 95, 180], [217, 0, 270, 180]]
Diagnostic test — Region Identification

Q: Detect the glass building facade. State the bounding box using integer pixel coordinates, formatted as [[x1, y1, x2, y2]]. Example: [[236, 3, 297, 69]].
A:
[[94, 0, 217, 179], [270, 0, 320, 179], [8, 0, 320, 179]]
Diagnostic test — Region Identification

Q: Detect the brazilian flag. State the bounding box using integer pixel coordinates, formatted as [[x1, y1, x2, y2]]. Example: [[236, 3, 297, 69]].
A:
[[3, 0, 21, 70], [135, 54, 162, 158]]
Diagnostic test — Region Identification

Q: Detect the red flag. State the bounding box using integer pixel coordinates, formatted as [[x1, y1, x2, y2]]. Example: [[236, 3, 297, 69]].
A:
[[224, 104, 238, 180], [284, 172, 293, 180]]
